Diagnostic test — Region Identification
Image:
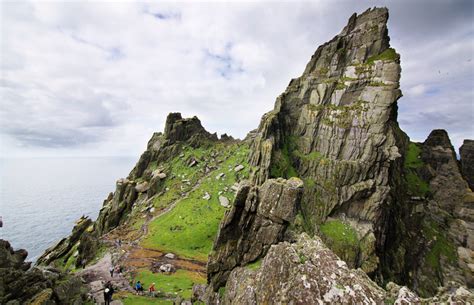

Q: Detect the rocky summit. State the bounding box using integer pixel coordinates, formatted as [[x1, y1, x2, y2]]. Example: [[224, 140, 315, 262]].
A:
[[4, 6, 472, 305]]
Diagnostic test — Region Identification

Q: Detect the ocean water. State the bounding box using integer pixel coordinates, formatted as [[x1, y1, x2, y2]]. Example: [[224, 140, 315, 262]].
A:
[[0, 157, 136, 262]]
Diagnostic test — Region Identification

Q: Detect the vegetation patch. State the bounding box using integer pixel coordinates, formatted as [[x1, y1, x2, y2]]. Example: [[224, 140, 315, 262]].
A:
[[142, 143, 250, 261], [366, 48, 398, 65], [422, 221, 457, 271], [404, 142, 430, 197], [246, 259, 262, 270], [133, 269, 205, 300], [319, 220, 359, 265]]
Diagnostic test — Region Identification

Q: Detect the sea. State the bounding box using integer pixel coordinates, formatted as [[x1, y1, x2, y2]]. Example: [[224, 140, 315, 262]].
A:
[[0, 157, 136, 262]]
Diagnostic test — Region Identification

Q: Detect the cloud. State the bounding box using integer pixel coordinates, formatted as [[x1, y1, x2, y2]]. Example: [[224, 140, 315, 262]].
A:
[[0, 0, 472, 157]]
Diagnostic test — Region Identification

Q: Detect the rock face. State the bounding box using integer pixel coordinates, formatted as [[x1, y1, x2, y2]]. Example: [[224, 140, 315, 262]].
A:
[[397, 130, 474, 295], [207, 178, 304, 291], [211, 234, 473, 305], [37, 216, 93, 265], [0, 240, 86, 304], [223, 234, 387, 304], [248, 6, 406, 275], [460, 139, 474, 190]]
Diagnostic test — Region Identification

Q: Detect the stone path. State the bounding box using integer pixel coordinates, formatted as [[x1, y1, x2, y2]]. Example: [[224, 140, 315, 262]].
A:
[[78, 253, 132, 304]]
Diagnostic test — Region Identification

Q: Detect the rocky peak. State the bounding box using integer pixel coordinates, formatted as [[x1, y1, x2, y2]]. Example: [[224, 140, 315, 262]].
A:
[[248, 5, 405, 274], [460, 139, 474, 190], [164, 112, 217, 145], [421, 129, 460, 179]]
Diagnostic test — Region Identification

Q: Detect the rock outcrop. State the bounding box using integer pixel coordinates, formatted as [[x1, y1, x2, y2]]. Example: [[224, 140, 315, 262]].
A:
[[207, 177, 304, 291], [460, 139, 474, 191], [398, 130, 474, 295], [0, 240, 86, 304], [247, 6, 407, 276], [37, 216, 93, 266]]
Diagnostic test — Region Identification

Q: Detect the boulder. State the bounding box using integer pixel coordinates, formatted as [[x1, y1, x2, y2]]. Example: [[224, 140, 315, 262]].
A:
[[233, 165, 244, 172], [218, 195, 230, 208], [165, 253, 176, 259], [159, 263, 176, 273], [207, 178, 303, 291]]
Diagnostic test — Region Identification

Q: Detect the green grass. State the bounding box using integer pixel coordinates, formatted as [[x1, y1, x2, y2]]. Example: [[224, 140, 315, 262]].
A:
[[133, 269, 205, 300], [404, 142, 430, 197], [319, 220, 359, 264], [142, 143, 250, 261], [320, 220, 358, 246], [423, 221, 457, 271], [366, 48, 398, 64], [121, 293, 173, 305], [246, 259, 262, 270], [270, 136, 299, 179]]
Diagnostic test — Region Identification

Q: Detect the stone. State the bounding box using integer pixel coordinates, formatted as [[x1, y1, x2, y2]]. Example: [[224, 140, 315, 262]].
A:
[[234, 165, 244, 172], [202, 192, 211, 200], [165, 253, 176, 259], [218, 195, 230, 208], [135, 181, 150, 193], [216, 173, 225, 180], [159, 263, 176, 273]]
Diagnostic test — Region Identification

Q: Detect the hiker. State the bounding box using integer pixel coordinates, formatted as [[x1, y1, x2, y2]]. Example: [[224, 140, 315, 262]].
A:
[[134, 280, 144, 294], [109, 266, 114, 277], [148, 282, 156, 297], [104, 282, 115, 305]]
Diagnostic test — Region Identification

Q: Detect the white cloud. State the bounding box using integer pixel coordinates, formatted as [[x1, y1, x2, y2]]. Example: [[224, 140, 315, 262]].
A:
[[1, 0, 473, 157]]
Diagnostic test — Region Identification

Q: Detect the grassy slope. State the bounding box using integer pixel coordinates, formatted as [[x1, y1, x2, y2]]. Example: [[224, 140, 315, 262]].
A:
[[122, 141, 250, 303], [142, 143, 250, 261]]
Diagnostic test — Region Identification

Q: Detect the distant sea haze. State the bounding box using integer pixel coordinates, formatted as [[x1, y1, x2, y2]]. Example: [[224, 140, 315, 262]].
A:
[[0, 157, 136, 262]]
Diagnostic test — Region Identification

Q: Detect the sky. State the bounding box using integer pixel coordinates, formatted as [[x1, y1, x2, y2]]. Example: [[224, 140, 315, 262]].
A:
[[1, 0, 473, 158]]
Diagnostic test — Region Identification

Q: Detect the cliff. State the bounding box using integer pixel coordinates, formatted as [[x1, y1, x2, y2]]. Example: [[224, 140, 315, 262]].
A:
[[24, 6, 473, 305]]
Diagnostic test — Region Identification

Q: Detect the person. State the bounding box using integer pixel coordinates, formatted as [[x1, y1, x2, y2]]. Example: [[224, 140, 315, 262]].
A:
[[109, 266, 114, 277], [148, 282, 156, 297], [135, 280, 144, 294], [103, 288, 111, 305], [104, 282, 114, 305]]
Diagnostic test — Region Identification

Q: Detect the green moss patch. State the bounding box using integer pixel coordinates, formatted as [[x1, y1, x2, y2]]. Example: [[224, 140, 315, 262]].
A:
[[320, 220, 359, 264], [404, 142, 430, 197], [246, 259, 262, 270], [423, 221, 457, 271], [366, 48, 398, 64]]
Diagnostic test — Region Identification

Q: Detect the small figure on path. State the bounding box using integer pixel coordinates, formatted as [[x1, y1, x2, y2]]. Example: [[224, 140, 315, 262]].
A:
[[109, 266, 114, 277], [149, 282, 156, 297], [81, 258, 86, 269], [134, 280, 144, 294]]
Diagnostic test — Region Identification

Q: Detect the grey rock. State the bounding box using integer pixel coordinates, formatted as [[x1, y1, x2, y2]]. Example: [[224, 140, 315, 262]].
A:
[[165, 253, 176, 259], [207, 178, 303, 291], [234, 165, 244, 172], [218, 195, 230, 208]]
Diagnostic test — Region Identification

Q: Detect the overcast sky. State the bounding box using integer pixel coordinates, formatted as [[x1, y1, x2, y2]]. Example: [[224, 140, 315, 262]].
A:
[[1, 0, 473, 158]]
